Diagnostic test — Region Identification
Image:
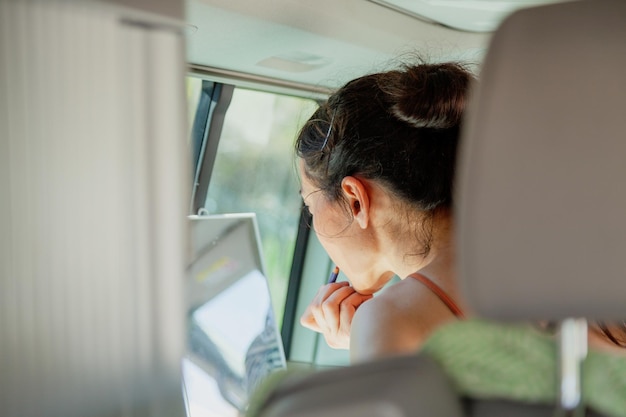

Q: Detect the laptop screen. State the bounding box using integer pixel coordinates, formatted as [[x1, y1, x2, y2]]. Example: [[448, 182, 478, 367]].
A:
[[183, 214, 287, 417]]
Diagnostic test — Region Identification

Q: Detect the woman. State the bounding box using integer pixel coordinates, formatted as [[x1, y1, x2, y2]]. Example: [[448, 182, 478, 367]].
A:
[[296, 62, 626, 363], [296, 61, 473, 363]]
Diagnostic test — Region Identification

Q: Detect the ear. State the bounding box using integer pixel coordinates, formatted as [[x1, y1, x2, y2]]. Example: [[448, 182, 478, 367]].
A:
[[340, 176, 370, 229]]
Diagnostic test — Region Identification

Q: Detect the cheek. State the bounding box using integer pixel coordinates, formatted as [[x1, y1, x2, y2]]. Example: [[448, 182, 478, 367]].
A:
[[313, 219, 341, 247], [311, 204, 350, 238], [315, 233, 349, 276], [312, 214, 348, 262]]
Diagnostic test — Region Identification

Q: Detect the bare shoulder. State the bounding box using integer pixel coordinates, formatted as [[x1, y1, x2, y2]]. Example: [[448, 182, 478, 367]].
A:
[[350, 279, 452, 363]]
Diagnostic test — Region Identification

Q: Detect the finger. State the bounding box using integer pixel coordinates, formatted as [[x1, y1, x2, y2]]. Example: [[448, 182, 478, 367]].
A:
[[323, 292, 371, 349], [317, 286, 359, 332], [311, 281, 350, 306], [339, 292, 374, 329], [300, 306, 321, 331], [300, 282, 353, 334], [311, 285, 357, 334]]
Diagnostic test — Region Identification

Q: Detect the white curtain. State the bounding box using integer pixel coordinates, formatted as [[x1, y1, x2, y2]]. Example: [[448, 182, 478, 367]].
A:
[[0, 2, 188, 416]]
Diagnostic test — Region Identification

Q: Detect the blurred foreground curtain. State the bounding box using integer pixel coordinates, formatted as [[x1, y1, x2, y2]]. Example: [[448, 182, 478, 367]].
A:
[[0, 1, 189, 416]]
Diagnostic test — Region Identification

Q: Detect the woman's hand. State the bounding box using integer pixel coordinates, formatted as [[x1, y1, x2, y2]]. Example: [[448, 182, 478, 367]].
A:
[[299, 281, 373, 349]]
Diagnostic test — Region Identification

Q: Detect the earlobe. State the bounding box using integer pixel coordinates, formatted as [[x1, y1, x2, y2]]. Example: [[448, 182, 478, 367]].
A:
[[341, 176, 370, 229]]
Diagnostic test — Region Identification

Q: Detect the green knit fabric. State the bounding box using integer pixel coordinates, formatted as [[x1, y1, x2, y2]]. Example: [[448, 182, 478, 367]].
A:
[[421, 319, 626, 417]]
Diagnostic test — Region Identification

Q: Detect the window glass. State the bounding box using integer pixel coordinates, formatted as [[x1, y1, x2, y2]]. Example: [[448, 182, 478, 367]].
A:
[[205, 87, 318, 327]]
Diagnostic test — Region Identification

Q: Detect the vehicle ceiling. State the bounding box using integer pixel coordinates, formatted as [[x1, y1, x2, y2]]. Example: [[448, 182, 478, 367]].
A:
[[185, 0, 567, 92]]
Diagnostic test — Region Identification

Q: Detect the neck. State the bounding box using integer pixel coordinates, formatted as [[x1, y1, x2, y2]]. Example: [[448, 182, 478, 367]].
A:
[[385, 210, 457, 287], [365, 184, 457, 293]]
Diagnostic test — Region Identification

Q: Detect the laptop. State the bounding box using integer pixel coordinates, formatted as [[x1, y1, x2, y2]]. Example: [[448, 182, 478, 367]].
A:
[[183, 213, 287, 417]]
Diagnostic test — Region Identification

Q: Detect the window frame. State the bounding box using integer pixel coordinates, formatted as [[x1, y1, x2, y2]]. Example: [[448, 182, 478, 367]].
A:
[[189, 79, 235, 215], [187, 67, 330, 361]]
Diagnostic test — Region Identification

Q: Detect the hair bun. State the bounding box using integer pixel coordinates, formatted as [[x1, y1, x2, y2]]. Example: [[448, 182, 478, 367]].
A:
[[387, 63, 472, 129]]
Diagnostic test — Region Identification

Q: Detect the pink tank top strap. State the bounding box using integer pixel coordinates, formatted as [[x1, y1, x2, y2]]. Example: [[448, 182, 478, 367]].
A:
[[408, 273, 465, 319]]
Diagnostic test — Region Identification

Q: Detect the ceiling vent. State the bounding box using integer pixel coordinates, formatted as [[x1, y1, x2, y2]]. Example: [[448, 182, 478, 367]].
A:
[[257, 52, 333, 73]]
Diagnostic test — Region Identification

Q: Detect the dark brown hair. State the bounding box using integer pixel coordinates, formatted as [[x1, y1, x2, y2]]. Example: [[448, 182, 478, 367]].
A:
[[595, 322, 626, 348], [296, 61, 475, 255]]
